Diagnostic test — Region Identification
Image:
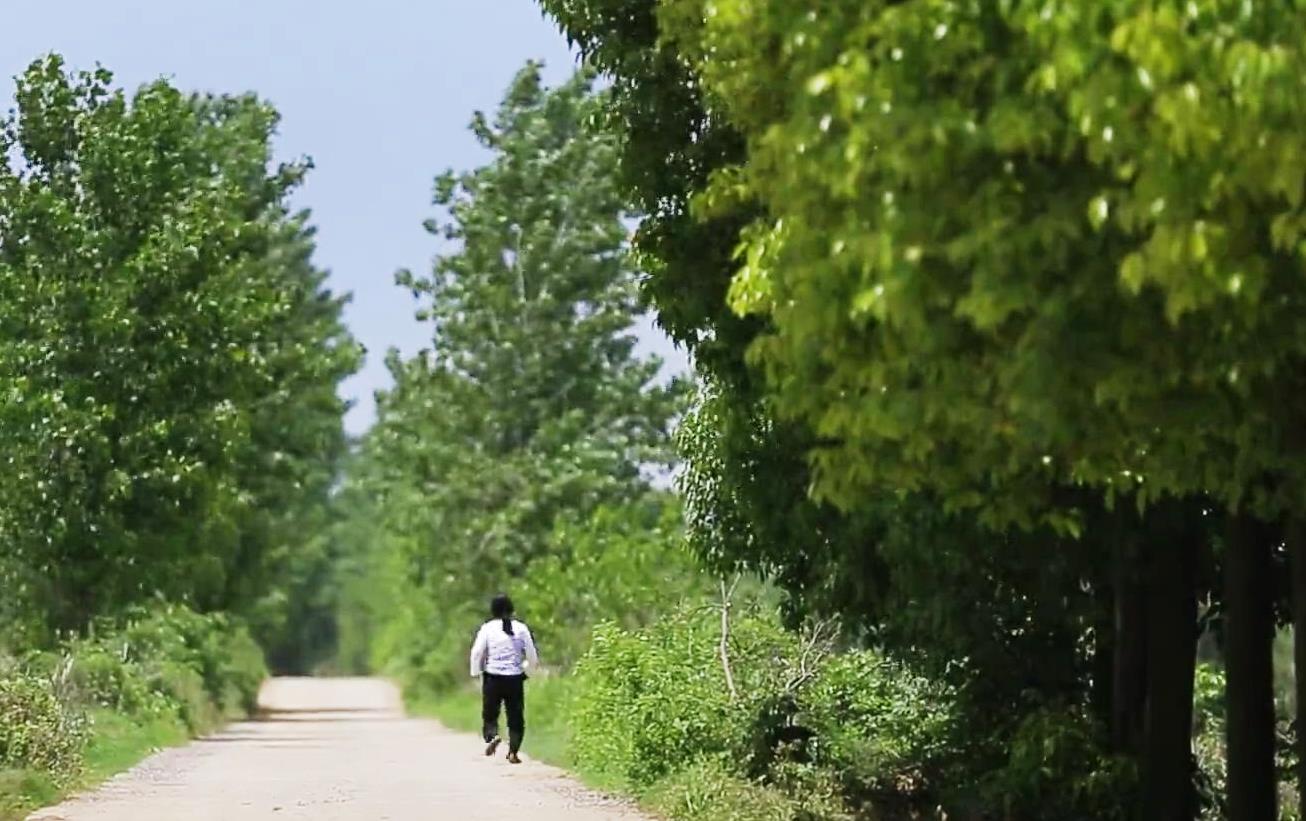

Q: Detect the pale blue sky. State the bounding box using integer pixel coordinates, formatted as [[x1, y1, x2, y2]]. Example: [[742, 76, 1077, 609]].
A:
[[3, 0, 686, 435]]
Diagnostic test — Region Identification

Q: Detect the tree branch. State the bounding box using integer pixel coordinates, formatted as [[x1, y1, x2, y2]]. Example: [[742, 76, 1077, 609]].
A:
[[719, 576, 740, 701]]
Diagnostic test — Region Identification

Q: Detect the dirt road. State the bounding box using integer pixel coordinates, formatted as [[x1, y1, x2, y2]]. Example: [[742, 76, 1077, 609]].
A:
[[29, 677, 647, 821]]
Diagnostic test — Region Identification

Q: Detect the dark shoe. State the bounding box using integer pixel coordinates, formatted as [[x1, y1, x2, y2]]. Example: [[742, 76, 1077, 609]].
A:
[[506, 752, 522, 764], [485, 736, 502, 757]]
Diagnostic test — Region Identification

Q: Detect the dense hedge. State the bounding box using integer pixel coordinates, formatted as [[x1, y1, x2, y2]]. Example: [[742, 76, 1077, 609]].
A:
[[0, 605, 267, 797], [569, 607, 958, 820], [0, 677, 87, 784]]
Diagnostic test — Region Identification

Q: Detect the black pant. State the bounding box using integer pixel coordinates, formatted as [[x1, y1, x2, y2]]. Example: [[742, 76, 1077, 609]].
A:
[[481, 673, 526, 753]]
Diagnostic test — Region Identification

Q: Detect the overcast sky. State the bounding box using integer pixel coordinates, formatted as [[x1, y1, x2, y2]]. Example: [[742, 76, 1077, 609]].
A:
[[3, 0, 687, 435]]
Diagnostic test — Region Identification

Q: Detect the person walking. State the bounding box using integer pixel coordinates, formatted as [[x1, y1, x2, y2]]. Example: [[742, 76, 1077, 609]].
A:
[[469, 594, 540, 764]]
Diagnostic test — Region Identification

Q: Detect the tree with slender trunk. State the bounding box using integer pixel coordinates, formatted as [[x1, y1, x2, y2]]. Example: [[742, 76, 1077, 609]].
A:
[[1225, 514, 1278, 821]]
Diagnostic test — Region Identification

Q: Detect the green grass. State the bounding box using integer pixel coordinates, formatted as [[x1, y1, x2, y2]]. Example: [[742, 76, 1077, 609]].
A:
[[407, 675, 577, 773], [0, 709, 190, 821], [81, 710, 189, 783], [406, 676, 807, 821], [0, 769, 59, 821]]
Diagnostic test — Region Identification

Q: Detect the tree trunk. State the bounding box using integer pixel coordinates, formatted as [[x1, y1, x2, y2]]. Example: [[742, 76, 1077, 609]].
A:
[[1142, 531, 1198, 820], [1113, 534, 1148, 754], [1290, 517, 1306, 821], [1091, 578, 1116, 731], [1225, 513, 1278, 821]]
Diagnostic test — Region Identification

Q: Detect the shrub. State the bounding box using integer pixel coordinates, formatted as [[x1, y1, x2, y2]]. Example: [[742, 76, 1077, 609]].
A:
[[0, 603, 268, 819], [202, 621, 266, 717], [121, 606, 267, 719], [23, 605, 269, 736], [0, 674, 87, 782], [646, 758, 809, 821], [571, 608, 795, 790], [801, 650, 957, 808], [571, 607, 960, 819], [65, 642, 157, 716], [980, 704, 1135, 821], [146, 660, 217, 733]]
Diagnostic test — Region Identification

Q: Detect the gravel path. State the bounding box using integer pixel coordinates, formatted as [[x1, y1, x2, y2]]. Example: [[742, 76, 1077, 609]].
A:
[[29, 677, 648, 821]]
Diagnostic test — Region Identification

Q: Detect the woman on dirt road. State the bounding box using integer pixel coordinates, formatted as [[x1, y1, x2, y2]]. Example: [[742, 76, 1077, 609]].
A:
[[469, 594, 540, 764]]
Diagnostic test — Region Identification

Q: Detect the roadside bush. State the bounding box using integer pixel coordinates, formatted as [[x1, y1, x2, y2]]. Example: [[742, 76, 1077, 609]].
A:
[[571, 607, 960, 819], [0, 674, 87, 783], [65, 642, 157, 716], [571, 608, 795, 790], [145, 661, 217, 733], [646, 757, 831, 821], [12, 606, 267, 742], [801, 650, 956, 809], [0, 604, 267, 820], [201, 621, 266, 716], [979, 704, 1135, 821], [120, 606, 267, 720]]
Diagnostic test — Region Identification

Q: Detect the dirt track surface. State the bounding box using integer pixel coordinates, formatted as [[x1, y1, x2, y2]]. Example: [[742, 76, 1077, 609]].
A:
[[29, 677, 647, 821]]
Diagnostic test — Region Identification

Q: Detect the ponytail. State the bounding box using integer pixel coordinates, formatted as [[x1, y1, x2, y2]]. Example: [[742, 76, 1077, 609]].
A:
[[490, 593, 515, 636]]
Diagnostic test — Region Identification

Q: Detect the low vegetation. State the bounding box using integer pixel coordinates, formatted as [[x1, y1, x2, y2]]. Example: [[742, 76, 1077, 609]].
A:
[[0, 607, 267, 819]]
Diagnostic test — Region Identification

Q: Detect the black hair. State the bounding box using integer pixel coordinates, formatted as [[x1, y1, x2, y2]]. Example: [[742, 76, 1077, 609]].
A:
[[490, 594, 515, 636]]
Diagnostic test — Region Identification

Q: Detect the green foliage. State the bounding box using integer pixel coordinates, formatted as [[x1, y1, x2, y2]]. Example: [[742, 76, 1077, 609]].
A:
[[329, 483, 406, 677], [569, 607, 963, 818], [144, 662, 214, 734], [55, 606, 266, 732], [117, 606, 267, 722], [536, 2, 1304, 816], [646, 758, 838, 821], [0, 675, 86, 783], [648, 0, 1306, 527], [0, 707, 191, 821], [340, 62, 685, 694], [675, 377, 891, 632], [1195, 661, 1227, 732], [1194, 662, 1229, 819], [803, 652, 955, 802], [0, 603, 267, 817], [519, 496, 707, 669], [0, 54, 359, 638], [983, 706, 1135, 821], [64, 644, 158, 717], [572, 609, 794, 788]]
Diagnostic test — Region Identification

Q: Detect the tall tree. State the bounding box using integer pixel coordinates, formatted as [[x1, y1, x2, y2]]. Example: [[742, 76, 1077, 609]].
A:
[[0, 56, 359, 638], [649, 1, 1306, 817], [540, 0, 1306, 816], [539, 0, 875, 653], [355, 63, 682, 688]]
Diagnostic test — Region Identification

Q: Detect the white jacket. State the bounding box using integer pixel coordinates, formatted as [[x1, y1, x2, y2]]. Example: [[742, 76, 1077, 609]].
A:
[[469, 619, 540, 677]]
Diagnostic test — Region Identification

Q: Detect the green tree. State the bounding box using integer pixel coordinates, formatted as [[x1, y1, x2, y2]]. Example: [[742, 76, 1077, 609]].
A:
[[539, 0, 871, 655], [646, 2, 1306, 817], [353, 62, 683, 689], [535, 6, 1149, 816], [0, 55, 359, 640], [518, 495, 705, 669], [537, 0, 1306, 816]]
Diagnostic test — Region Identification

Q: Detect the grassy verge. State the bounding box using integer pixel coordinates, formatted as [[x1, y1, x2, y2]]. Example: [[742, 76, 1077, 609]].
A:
[[0, 709, 190, 821], [80, 710, 190, 784], [406, 674, 579, 777], [0, 770, 59, 821], [404, 672, 806, 821]]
